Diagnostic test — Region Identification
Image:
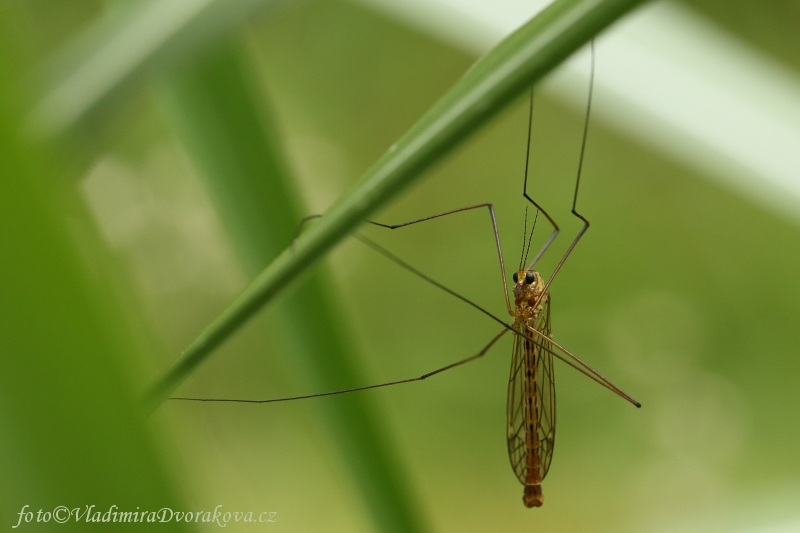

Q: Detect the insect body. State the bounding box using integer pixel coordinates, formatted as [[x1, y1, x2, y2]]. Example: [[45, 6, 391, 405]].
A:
[[508, 269, 553, 507]]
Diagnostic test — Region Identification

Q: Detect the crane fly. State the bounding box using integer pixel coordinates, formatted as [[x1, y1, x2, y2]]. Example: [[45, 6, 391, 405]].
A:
[[171, 42, 640, 508], [500, 42, 641, 507]]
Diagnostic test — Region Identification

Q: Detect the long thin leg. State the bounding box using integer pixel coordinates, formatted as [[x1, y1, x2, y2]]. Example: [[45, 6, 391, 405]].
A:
[[530, 41, 596, 301], [526, 326, 640, 408], [171, 329, 509, 404], [355, 233, 506, 327], [171, 207, 517, 405], [293, 205, 513, 315], [365, 204, 511, 314], [521, 88, 561, 269], [289, 214, 322, 245]]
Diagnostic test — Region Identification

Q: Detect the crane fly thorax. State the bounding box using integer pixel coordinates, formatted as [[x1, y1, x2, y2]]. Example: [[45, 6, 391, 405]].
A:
[[512, 270, 548, 325]]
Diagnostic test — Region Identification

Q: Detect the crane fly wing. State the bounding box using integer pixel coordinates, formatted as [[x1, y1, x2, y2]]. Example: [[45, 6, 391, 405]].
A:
[[535, 300, 556, 479], [507, 333, 527, 483], [507, 299, 556, 484]]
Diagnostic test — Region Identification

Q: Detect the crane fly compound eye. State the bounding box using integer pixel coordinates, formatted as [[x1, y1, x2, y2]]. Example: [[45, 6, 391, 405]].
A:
[[525, 272, 535, 285], [513, 272, 519, 283]]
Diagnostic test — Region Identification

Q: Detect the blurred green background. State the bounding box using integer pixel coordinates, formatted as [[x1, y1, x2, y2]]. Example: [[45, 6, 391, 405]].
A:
[[2, 0, 800, 531]]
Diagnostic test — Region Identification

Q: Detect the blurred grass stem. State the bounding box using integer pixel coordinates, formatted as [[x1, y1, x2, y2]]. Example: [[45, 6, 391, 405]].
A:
[[158, 38, 426, 532]]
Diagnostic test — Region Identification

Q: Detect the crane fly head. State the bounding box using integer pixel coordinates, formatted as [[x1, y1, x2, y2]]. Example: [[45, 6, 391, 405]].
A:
[[512, 270, 546, 309]]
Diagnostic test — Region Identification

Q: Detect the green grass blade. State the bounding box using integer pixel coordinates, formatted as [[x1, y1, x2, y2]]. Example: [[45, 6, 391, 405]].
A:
[[148, 0, 649, 404], [157, 38, 426, 532]]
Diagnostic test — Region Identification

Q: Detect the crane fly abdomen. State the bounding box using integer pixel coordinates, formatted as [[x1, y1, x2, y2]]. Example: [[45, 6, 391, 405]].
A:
[[507, 270, 556, 508]]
